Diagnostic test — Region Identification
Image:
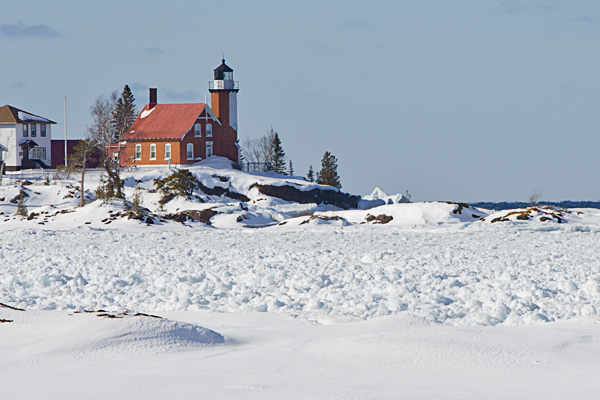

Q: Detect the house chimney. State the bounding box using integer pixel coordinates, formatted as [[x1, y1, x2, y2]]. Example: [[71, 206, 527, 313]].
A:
[[149, 88, 157, 109]]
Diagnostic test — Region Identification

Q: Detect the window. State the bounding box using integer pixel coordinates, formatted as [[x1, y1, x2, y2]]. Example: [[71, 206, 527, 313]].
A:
[[206, 123, 212, 137], [149, 144, 156, 160], [31, 147, 46, 160], [224, 71, 233, 80], [206, 141, 213, 158], [41, 124, 46, 137], [164, 144, 171, 160], [135, 144, 142, 160], [194, 123, 201, 137], [31, 124, 36, 137], [187, 143, 194, 160], [23, 124, 28, 137]]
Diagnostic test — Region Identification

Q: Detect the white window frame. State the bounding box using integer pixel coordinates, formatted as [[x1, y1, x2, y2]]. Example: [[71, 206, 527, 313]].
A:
[[206, 141, 213, 158], [31, 124, 36, 137], [187, 143, 194, 160], [40, 124, 46, 137], [149, 144, 156, 160], [135, 144, 142, 160], [164, 143, 171, 160], [23, 123, 28, 137], [31, 147, 46, 160], [194, 123, 201, 137], [206, 123, 212, 137]]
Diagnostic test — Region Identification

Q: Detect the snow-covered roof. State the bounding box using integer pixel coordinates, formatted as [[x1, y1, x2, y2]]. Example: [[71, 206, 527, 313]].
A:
[[123, 103, 220, 140], [0, 105, 56, 124]]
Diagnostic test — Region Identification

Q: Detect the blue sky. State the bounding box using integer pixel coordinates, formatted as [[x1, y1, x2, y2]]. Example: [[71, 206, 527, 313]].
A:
[[1, 1, 599, 201]]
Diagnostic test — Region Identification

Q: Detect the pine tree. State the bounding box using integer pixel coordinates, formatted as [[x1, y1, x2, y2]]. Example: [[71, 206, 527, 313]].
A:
[[111, 85, 137, 141], [271, 132, 286, 174], [316, 151, 341, 189], [306, 165, 314, 182], [131, 184, 143, 214], [288, 160, 294, 176]]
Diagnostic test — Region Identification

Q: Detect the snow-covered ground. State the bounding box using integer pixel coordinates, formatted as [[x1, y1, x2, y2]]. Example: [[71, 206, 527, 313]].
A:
[[2, 225, 600, 325], [2, 307, 600, 399], [2, 162, 600, 398]]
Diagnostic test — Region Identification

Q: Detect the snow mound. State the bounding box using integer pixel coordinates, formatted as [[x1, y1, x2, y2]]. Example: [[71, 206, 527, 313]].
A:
[[362, 187, 405, 204], [314, 201, 488, 226], [359, 187, 406, 209], [0, 308, 224, 362], [196, 155, 234, 169], [482, 206, 600, 225]]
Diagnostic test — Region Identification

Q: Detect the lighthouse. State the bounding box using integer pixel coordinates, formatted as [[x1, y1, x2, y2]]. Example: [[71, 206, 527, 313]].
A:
[[209, 59, 239, 131]]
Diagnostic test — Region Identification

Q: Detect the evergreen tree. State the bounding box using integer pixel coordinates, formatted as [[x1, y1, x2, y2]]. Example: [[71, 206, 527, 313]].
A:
[[306, 165, 314, 182], [111, 85, 137, 141], [271, 132, 286, 174], [288, 160, 294, 176], [316, 151, 341, 189]]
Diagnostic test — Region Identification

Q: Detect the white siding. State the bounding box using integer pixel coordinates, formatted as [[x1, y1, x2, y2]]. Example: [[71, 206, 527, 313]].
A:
[[229, 92, 237, 131], [0, 125, 18, 167], [0, 121, 53, 168]]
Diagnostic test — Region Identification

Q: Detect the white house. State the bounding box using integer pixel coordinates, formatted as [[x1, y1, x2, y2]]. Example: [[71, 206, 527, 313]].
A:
[[0, 105, 55, 171]]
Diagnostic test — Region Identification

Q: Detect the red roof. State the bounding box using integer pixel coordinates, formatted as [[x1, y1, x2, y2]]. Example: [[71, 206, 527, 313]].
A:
[[123, 103, 207, 140]]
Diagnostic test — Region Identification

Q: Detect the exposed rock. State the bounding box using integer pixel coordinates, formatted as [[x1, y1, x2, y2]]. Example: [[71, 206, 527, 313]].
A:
[[0, 302, 25, 311], [212, 174, 229, 182], [27, 212, 39, 221], [299, 215, 349, 225], [250, 184, 360, 209], [446, 202, 470, 214], [197, 181, 250, 202], [365, 214, 393, 224], [182, 209, 218, 224], [163, 209, 219, 225], [10, 190, 28, 204], [163, 213, 188, 223]]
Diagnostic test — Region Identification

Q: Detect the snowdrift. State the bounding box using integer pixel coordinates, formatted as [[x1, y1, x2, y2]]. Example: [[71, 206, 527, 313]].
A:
[[0, 307, 224, 362]]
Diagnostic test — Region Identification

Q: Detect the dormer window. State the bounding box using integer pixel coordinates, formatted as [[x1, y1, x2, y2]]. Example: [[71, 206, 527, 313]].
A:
[[23, 124, 28, 137]]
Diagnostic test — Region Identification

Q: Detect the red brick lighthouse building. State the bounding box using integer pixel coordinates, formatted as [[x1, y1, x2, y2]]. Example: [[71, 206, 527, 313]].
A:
[[118, 59, 240, 166], [209, 59, 240, 162]]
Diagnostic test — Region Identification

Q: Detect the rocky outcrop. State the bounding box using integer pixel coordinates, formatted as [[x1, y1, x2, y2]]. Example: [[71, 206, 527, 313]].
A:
[[197, 182, 250, 202], [162, 209, 219, 225], [250, 184, 360, 209]]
